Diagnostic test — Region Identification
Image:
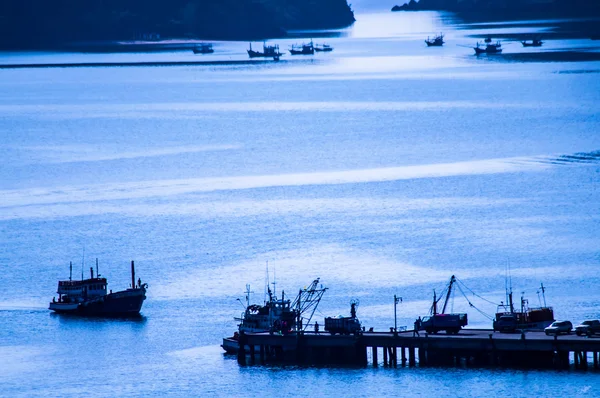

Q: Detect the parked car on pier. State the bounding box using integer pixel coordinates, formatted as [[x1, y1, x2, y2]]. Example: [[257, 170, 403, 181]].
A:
[[544, 320, 572, 336], [575, 320, 600, 336]]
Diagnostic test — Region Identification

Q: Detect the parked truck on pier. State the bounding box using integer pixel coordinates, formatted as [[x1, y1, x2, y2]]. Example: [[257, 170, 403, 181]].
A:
[[325, 300, 362, 335], [420, 313, 468, 334], [418, 275, 468, 334]]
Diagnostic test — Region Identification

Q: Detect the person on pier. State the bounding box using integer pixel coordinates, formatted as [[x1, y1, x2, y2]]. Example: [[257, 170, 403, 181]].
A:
[[413, 317, 421, 337]]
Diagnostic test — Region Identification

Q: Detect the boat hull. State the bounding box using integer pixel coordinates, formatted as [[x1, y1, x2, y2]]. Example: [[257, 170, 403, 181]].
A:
[[49, 288, 146, 317], [474, 47, 502, 55], [221, 336, 295, 354], [289, 49, 314, 55], [521, 42, 542, 47], [248, 50, 282, 58]]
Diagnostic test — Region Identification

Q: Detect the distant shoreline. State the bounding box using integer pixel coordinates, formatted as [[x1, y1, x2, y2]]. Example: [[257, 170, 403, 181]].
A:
[[0, 59, 285, 70], [391, 0, 600, 17]]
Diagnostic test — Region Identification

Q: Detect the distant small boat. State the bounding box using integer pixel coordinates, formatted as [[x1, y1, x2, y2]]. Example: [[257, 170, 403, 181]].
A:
[[425, 33, 444, 47], [521, 38, 543, 47], [290, 41, 314, 55], [192, 43, 214, 54], [248, 42, 283, 60], [484, 35, 493, 43], [314, 43, 333, 52], [474, 41, 502, 55]]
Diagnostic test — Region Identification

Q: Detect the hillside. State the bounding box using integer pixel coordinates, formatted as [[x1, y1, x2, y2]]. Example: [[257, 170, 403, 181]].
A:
[[0, 0, 355, 49]]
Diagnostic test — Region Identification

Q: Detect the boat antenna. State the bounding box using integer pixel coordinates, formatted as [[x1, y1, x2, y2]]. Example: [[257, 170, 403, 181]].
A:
[[508, 260, 514, 313], [272, 267, 277, 299], [81, 245, 85, 280], [264, 260, 269, 304], [69, 261, 72, 281], [245, 283, 253, 308], [540, 283, 547, 307]]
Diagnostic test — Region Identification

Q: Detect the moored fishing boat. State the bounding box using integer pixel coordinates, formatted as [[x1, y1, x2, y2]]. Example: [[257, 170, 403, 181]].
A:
[[289, 41, 314, 55], [49, 260, 147, 316], [493, 283, 554, 332], [474, 41, 502, 55], [222, 278, 327, 354], [314, 43, 333, 52], [248, 42, 283, 60]]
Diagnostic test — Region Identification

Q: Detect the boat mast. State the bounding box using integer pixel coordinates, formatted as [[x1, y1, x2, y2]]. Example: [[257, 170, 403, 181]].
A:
[[245, 284, 252, 308], [441, 275, 456, 314], [69, 261, 72, 281], [264, 261, 269, 305], [131, 260, 135, 289], [540, 283, 547, 307], [432, 289, 437, 315], [96, 258, 99, 278]]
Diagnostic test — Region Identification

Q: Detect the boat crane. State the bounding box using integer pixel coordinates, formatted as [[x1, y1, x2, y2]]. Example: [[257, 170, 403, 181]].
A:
[[292, 278, 328, 331]]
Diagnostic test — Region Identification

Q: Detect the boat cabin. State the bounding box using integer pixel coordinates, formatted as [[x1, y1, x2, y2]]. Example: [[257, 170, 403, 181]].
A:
[[55, 267, 107, 303]]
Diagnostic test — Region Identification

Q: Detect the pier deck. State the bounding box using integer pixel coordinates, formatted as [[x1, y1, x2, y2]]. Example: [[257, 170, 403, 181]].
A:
[[237, 329, 600, 369]]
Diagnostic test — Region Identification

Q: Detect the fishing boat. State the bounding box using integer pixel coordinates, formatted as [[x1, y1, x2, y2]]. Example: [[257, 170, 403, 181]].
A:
[[48, 260, 147, 316], [474, 41, 502, 55], [521, 38, 543, 47], [192, 43, 214, 54], [222, 278, 327, 354], [484, 35, 493, 43], [493, 283, 554, 332], [314, 43, 333, 52], [289, 41, 314, 55], [425, 33, 444, 47], [248, 42, 283, 60]]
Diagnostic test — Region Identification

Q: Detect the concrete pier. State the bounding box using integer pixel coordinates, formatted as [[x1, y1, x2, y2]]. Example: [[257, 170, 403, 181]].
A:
[[238, 329, 600, 370]]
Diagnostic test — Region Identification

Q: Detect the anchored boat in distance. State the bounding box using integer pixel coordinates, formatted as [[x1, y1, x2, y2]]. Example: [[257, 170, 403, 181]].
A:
[[314, 43, 333, 52], [248, 42, 283, 61], [192, 43, 214, 54], [474, 41, 502, 55], [49, 260, 147, 317], [289, 41, 314, 55], [521, 38, 543, 47], [425, 33, 444, 47]]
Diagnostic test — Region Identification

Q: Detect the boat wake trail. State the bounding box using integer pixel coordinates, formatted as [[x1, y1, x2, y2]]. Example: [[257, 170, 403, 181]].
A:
[[546, 151, 600, 165]]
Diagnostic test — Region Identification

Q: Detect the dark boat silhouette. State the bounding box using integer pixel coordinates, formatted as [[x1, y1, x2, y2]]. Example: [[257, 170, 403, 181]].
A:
[[474, 41, 502, 55], [290, 41, 314, 55], [49, 260, 147, 317], [425, 33, 444, 47], [484, 35, 493, 43], [314, 43, 333, 52], [248, 42, 283, 60], [192, 43, 214, 54]]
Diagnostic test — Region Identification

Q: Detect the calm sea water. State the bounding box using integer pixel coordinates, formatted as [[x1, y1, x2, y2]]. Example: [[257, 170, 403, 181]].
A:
[[1, 7, 600, 397]]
